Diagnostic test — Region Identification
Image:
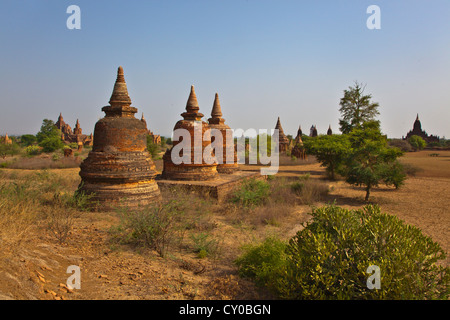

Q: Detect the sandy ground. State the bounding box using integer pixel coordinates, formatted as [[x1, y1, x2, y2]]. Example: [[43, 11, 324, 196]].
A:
[[0, 150, 448, 300]]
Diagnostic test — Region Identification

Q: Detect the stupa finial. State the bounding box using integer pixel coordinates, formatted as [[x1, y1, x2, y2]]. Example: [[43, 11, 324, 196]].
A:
[[211, 93, 223, 119], [186, 85, 199, 113], [109, 66, 132, 107]]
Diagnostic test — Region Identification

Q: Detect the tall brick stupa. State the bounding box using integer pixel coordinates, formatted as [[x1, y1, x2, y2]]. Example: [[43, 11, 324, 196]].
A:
[[78, 66, 161, 210]]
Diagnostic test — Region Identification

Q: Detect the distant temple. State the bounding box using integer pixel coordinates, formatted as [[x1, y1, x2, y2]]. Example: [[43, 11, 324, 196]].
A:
[[55, 114, 93, 146], [275, 117, 290, 153], [403, 114, 439, 144], [0, 133, 12, 145], [291, 125, 307, 160], [327, 125, 332, 136], [310, 125, 318, 137], [141, 113, 161, 145]]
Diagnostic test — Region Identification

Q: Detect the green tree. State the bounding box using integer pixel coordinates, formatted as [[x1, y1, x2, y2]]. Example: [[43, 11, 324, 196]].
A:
[[36, 119, 64, 152], [40, 136, 64, 153], [36, 119, 60, 142], [303, 134, 350, 180], [20, 134, 37, 146], [343, 122, 405, 201], [408, 135, 426, 151], [0, 143, 21, 159], [339, 82, 380, 134]]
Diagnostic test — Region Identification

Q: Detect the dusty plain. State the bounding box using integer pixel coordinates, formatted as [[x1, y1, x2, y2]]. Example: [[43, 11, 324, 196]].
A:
[[0, 150, 448, 300]]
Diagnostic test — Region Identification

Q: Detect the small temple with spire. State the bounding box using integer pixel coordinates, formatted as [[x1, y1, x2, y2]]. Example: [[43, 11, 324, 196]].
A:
[[327, 125, 332, 135], [55, 113, 93, 147], [78, 66, 161, 210], [309, 125, 318, 137], [0, 133, 12, 145], [403, 114, 439, 144], [274, 117, 290, 153], [291, 125, 307, 160]]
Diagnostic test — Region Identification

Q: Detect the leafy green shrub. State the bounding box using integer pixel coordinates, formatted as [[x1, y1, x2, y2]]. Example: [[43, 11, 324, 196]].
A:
[[235, 237, 287, 290], [230, 178, 271, 207], [236, 204, 449, 300], [408, 135, 427, 151], [26, 145, 41, 156], [39, 136, 64, 153]]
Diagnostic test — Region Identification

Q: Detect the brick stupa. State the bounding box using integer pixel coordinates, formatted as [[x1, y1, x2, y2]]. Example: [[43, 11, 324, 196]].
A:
[[275, 117, 290, 153], [78, 66, 161, 210], [207, 93, 238, 174], [162, 86, 219, 181]]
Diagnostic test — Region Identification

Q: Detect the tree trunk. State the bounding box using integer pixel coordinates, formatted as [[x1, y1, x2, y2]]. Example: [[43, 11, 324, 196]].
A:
[[365, 185, 371, 201]]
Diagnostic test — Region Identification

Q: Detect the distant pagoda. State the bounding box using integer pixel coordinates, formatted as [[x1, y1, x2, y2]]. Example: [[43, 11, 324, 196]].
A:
[[275, 117, 289, 153], [327, 125, 332, 135], [403, 114, 439, 144]]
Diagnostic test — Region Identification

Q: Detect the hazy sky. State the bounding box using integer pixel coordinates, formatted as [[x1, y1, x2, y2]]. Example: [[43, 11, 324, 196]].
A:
[[1, 0, 449, 139]]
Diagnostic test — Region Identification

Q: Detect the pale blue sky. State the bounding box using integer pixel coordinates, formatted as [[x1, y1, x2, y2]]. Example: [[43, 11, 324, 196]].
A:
[[0, 0, 449, 138]]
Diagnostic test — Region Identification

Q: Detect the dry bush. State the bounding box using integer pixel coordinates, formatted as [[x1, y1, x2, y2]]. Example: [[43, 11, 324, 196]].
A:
[[0, 169, 84, 247], [401, 163, 423, 177], [0, 183, 40, 247], [44, 206, 75, 244], [290, 179, 330, 205], [388, 139, 413, 152], [249, 201, 293, 226]]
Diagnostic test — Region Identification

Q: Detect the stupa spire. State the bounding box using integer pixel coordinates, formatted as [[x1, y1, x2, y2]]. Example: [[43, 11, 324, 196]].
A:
[[181, 85, 203, 120], [275, 117, 285, 133], [211, 93, 223, 119], [186, 85, 199, 113], [109, 66, 132, 107]]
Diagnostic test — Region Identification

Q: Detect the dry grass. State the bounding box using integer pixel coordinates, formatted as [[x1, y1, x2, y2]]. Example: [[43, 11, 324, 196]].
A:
[[0, 149, 448, 299], [0, 168, 82, 247], [399, 150, 450, 179], [7, 156, 82, 170]]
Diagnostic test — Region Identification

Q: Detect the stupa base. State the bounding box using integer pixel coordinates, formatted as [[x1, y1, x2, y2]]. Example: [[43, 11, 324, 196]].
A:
[[156, 170, 265, 203], [78, 180, 161, 211]]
